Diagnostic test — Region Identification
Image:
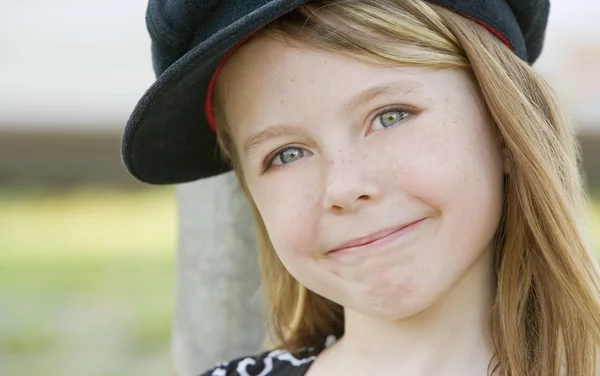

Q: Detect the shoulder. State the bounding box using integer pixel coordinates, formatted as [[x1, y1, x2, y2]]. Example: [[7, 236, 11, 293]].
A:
[[199, 335, 337, 376]]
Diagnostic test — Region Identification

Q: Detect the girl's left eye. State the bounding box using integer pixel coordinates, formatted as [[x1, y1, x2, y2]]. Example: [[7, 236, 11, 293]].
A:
[[371, 109, 410, 131]]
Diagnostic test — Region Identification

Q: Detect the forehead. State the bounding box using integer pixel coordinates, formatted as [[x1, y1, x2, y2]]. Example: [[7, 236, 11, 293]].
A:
[[216, 34, 429, 102], [214, 34, 475, 136]]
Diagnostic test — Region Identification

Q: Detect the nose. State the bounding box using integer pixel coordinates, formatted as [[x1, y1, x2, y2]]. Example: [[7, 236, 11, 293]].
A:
[[322, 156, 381, 212]]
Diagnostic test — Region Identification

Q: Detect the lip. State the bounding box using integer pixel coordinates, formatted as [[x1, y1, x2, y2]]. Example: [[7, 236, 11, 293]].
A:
[[327, 218, 427, 255]]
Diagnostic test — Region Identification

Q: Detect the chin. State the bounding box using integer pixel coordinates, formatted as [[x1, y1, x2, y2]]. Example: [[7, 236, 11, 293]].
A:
[[345, 276, 441, 321], [354, 293, 434, 321]]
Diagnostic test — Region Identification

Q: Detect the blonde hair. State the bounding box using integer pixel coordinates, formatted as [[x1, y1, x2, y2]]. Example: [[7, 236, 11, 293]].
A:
[[212, 1, 600, 374]]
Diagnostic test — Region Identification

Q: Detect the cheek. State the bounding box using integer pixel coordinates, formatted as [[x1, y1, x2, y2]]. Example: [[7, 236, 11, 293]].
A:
[[249, 177, 322, 262], [378, 112, 504, 256], [381, 110, 504, 208]]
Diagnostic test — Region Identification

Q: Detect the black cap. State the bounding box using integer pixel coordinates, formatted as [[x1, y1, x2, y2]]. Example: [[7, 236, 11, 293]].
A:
[[121, 0, 550, 185]]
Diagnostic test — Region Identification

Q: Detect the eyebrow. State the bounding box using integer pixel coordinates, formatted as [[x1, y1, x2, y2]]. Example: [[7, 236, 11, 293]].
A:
[[243, 124, 303, 158], [340, 80, 422, 117], [242, 80, 422, 157]]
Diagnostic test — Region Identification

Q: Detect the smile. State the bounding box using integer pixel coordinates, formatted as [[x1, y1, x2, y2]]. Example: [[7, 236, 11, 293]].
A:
[[327, 218, 427, 256]]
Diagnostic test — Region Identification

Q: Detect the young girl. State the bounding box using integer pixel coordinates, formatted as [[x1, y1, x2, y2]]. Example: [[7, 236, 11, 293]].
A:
[[122, 0, 600, 375]]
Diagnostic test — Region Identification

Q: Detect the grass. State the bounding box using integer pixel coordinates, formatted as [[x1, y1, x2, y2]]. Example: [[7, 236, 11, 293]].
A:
[[0, 186, 599, 376], [0, 186, 175, 259], [0, 185, 176, 376]]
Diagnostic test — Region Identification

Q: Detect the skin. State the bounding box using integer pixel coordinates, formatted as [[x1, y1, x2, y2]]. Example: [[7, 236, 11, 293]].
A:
[[216, 33, 507, 375]]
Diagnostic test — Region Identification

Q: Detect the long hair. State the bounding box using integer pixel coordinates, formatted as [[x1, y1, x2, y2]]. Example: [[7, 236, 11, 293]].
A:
[[212, 1, 600, 374]]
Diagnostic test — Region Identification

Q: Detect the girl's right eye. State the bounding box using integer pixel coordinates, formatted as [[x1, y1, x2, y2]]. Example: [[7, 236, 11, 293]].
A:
[[266, 147, 305, 169]]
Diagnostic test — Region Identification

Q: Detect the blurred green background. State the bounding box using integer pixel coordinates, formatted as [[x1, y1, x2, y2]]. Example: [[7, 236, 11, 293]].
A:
[[0, 186, 176, 375], [2, 1, 600, 375]]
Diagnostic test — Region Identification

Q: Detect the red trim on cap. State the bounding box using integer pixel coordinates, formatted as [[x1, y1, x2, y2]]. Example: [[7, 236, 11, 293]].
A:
[[459, 15, 513, 51], [434, 3, 513, 52], [205, 31, 258, 132]]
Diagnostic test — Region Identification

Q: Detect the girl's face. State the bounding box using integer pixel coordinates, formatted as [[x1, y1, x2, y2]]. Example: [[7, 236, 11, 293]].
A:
[[217, 34, 506, 320]]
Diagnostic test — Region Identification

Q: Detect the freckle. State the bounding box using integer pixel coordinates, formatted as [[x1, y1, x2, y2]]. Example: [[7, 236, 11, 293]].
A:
[[280, 99, 284, 104], [290, 78, 295, 82]]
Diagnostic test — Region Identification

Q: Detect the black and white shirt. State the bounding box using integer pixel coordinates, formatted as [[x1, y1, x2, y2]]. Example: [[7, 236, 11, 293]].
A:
[[200, 335, 337, 376]]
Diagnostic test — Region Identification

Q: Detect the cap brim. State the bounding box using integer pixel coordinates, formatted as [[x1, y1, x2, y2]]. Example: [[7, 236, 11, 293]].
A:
[[122, 0, 309, 184]]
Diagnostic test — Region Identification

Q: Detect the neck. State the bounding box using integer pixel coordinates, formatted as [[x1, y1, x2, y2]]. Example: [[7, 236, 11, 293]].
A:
[[330, 247, 496, 376]]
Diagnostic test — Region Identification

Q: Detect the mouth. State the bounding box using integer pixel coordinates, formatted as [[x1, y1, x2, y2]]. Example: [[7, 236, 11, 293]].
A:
[[327, 218, 427, 255]]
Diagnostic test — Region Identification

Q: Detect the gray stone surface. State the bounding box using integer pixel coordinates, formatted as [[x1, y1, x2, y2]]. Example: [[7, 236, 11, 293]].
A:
[[172, 172, 265, 376]]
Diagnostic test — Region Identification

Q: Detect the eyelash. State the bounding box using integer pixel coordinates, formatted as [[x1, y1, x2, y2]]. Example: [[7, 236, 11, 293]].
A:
[[261, 106, 414, 173]]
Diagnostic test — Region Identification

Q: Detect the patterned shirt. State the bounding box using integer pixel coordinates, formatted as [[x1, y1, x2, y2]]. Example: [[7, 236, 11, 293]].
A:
[[200, 335, 337, 376]]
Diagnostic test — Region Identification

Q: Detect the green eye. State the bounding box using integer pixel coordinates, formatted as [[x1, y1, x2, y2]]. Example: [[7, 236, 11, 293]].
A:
[[275, 147, 304, 165], [378, 110, 409, 128], [262, 146, 308, 173]]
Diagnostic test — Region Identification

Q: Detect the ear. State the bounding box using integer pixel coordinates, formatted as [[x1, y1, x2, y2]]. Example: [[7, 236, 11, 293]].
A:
[[502, 147, 511, 175]]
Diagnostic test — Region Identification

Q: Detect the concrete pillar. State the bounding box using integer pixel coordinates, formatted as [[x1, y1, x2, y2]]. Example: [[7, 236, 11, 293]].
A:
[[172, 172, 265, 376]]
